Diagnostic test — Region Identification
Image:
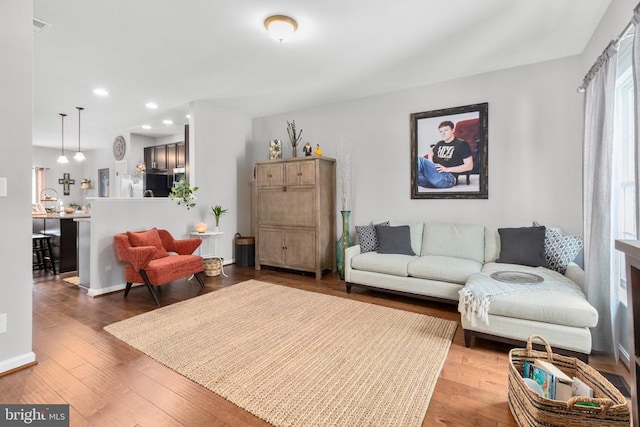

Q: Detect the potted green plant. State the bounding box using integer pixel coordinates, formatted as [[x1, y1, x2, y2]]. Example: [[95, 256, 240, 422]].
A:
[[169, 178, 199, 210], [210, 205, 229, 230]]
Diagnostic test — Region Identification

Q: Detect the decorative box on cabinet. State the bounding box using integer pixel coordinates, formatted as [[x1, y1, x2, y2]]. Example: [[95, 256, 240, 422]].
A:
[[255, 157, 336, 279]]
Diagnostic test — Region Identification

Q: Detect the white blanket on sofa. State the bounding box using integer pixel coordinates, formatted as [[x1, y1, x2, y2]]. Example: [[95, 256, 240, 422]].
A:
[[458, 268, 585, 327]]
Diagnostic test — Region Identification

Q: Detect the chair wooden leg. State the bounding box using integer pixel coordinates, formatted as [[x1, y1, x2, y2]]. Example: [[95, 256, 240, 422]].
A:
[[124, 282, 133, 297], [139, 270, 161, 306], [194, 273, 205, 289]]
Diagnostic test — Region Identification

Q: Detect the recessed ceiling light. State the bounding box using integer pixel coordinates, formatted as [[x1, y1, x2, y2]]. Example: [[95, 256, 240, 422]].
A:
[[146, 102, 158, 109], [185, 114, 191, 119], [93, 88, 109, 97], [142, 125, 152, 130], [163, 119, 173, 125]]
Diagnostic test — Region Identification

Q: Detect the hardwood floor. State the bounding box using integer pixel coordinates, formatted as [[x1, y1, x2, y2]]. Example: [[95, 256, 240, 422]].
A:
[[1, 267, 630, 426]]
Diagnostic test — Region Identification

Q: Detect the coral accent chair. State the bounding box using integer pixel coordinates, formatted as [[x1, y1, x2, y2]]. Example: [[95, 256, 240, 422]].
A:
[[452, 118, 480, 185], [113, 228, 205, 306]]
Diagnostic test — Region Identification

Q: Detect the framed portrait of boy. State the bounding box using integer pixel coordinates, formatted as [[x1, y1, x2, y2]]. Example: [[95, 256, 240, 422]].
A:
[[410, 103, 488, 199]]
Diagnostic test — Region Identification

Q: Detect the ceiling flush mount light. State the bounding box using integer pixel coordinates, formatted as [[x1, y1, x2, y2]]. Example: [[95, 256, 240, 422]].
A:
[[57, 113, 69, 164], [73, 106, 86, 161], [145, 102, 158, 109], [264, 15, 298, 43], [93, 88, 108, 97]]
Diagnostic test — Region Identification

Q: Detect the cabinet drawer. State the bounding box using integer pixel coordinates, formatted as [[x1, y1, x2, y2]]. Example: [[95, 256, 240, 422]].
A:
[[257, 189, 316, 226]]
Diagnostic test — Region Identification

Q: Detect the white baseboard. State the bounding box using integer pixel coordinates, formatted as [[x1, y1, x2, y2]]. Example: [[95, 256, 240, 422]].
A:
[[0, 351, 36, 375], [87, 283, 128, 297]]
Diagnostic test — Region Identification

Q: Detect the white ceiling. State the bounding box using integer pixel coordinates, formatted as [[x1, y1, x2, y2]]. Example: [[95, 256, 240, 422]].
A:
[[32, 0, 611, 150]]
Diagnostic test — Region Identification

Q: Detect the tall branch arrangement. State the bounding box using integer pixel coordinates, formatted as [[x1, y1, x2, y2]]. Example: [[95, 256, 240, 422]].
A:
[[286, 120, 303, 150], [337, 138, 354, 211]]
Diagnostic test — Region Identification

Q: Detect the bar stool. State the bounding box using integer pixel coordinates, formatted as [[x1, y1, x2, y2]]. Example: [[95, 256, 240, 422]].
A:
[[32, 233, 57, 274]]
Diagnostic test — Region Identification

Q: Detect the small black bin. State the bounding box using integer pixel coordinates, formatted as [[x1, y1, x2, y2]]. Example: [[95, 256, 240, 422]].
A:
[[235, 233, 255, 267]]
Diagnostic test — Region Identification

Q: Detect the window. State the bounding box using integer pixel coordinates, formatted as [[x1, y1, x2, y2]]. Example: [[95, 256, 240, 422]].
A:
[[32, 167, 46, 205], [612, 32, 636, 306]]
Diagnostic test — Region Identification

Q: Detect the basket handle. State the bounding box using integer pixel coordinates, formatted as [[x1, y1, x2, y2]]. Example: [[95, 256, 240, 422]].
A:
[[566, 396, 615, 415], [525, 334, 554, 361]]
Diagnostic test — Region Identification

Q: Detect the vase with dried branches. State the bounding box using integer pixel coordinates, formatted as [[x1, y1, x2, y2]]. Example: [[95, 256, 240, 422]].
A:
[[286, 120, 303, 157], [336, 139, 354, 280]]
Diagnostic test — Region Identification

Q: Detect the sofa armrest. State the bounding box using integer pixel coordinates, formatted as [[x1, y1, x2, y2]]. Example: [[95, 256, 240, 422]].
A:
[[564, 262, 585, 289], [344, 244, 361, 282]]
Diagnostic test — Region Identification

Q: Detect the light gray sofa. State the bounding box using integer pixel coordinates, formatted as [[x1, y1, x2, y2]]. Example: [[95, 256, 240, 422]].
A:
[[344, 222, 598, 360]]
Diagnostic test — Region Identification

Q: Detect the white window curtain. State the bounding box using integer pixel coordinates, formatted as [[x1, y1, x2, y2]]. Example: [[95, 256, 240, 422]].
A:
[[583, 42, 618, 354]]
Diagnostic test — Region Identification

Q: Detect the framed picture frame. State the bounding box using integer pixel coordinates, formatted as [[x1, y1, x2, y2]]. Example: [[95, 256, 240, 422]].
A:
[[98, 168, 109, 197], [410, 102, 488, 199], [269, 139, 282, 160]]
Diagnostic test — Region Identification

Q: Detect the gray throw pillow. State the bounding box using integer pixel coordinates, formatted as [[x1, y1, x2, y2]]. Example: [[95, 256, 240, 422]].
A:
[[496, 226, 548, 267], [533, 221, 584, 273], [355, 222, 389, 253], [376, 225, 415, 256]]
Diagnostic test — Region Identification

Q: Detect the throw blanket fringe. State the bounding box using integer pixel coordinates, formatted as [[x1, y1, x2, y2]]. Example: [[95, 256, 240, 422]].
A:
[[458, 268, 585, 328]]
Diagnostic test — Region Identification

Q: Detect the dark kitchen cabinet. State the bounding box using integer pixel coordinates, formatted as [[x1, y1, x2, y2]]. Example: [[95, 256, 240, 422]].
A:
[[177, 142, 185, 168], [144, 145, 168, 172], [167, 143, 177, 172]]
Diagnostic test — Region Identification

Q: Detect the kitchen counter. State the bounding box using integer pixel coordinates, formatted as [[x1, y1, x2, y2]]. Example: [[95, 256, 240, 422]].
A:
[[32, 213, 91, 273], [33, 212, 91, 219]]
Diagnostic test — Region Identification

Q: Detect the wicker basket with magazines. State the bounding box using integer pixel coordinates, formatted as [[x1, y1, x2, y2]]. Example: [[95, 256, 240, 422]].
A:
[[508, 335, 629, 427]]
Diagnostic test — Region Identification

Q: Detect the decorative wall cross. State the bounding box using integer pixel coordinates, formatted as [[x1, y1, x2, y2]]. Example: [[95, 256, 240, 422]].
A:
[[58, 173, 75, 195]]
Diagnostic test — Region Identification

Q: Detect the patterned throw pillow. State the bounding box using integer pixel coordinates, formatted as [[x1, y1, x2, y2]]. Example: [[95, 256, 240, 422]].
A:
[[533, 221, 584, 273], [355, 221, 389, 253]]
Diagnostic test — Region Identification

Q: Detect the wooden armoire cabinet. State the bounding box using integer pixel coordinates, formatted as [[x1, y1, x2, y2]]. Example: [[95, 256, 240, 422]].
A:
[[255, 157, 336, 279]]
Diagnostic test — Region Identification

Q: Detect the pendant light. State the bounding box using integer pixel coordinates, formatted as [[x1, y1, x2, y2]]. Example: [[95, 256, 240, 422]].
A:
[[56, 113, 69, 164], [73, 106, 86, 161]]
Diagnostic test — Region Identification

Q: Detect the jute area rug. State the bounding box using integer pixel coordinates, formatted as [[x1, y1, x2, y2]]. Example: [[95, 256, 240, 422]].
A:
[[104, 280, 458, 426]]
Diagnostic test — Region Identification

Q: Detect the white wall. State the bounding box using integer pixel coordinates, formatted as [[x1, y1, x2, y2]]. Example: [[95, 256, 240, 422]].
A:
[[0, 0, 34, 374], [191, 100, 254, 249], [252, 55, 585, 236], [581, 0, 637, 72]]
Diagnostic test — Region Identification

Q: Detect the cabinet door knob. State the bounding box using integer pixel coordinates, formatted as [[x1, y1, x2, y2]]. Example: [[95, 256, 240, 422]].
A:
[[282, 186, 287, 192]]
